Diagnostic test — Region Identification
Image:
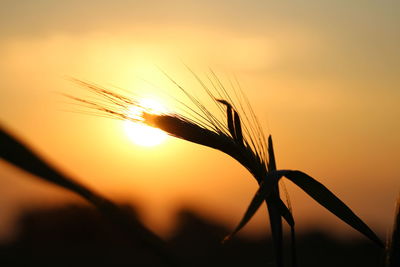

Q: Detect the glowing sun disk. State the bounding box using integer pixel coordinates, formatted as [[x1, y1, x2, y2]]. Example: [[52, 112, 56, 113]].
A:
[[124, 99, 168, 147]]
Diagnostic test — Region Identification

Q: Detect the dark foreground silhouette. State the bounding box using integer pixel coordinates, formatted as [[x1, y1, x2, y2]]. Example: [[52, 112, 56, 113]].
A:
[[0, 204, 382, 267]]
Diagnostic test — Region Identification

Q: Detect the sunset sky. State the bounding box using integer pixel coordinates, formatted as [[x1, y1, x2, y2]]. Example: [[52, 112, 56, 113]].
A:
[[0, 0, 399, 242]]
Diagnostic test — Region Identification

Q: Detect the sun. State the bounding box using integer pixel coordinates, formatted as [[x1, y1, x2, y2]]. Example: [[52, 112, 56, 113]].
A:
[[123, 98, 168, 147]]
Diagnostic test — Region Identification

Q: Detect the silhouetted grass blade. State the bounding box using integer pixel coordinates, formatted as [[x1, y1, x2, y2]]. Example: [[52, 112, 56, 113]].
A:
[[216, 99, 235, 138], [0, 124, 181, 267], [283, 170, 384, 247], [224, 171, 285, 241], [229, 169, 383, 249], [233, 111, 243, 144], [269, 138, 297, 267], [1, 125, 95, 200], [276, 198, 295, 226], [266, 135, 285, 267]]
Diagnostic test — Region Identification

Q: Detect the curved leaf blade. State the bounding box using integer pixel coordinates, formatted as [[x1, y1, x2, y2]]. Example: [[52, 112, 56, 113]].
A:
[[223, 170, 287, 241], [284, 170, 383, 247], [266, 135, 284, 267], [0, 125, 92, 198], [276, 198, 295, 227], [0, 124, 182, 267]]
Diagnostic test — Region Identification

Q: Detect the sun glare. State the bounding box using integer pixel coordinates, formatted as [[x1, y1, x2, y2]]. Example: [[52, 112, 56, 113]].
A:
[[124, 98, 168, 147]]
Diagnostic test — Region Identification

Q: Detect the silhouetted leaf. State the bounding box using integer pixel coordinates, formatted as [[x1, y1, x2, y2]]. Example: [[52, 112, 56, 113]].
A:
[[227, 168, 383, 249], [0, 124, 181, 267], [217, 99, 235, 139], [0, 125, 94, 199], [223, 170, 286, 242], [283, 170, 383, 247], [233, 111, 243, 145], [276, 198, 295, 227], [266, 135, 285, 267]]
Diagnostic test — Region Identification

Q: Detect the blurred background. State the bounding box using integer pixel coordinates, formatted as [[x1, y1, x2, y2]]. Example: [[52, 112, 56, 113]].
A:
[[0, 0, 399, 264]]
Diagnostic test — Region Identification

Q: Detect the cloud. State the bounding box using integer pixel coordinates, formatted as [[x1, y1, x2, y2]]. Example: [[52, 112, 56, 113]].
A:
[[0, 0, 398, 86], [1, 0, 397, 39]]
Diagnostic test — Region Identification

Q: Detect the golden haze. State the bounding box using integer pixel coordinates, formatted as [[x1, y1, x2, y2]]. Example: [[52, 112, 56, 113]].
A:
[[0, 0, 399, 241]]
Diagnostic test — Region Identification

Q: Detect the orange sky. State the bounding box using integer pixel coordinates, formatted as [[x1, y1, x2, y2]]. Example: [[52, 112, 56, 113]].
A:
[[0, 0, 399, 242]]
